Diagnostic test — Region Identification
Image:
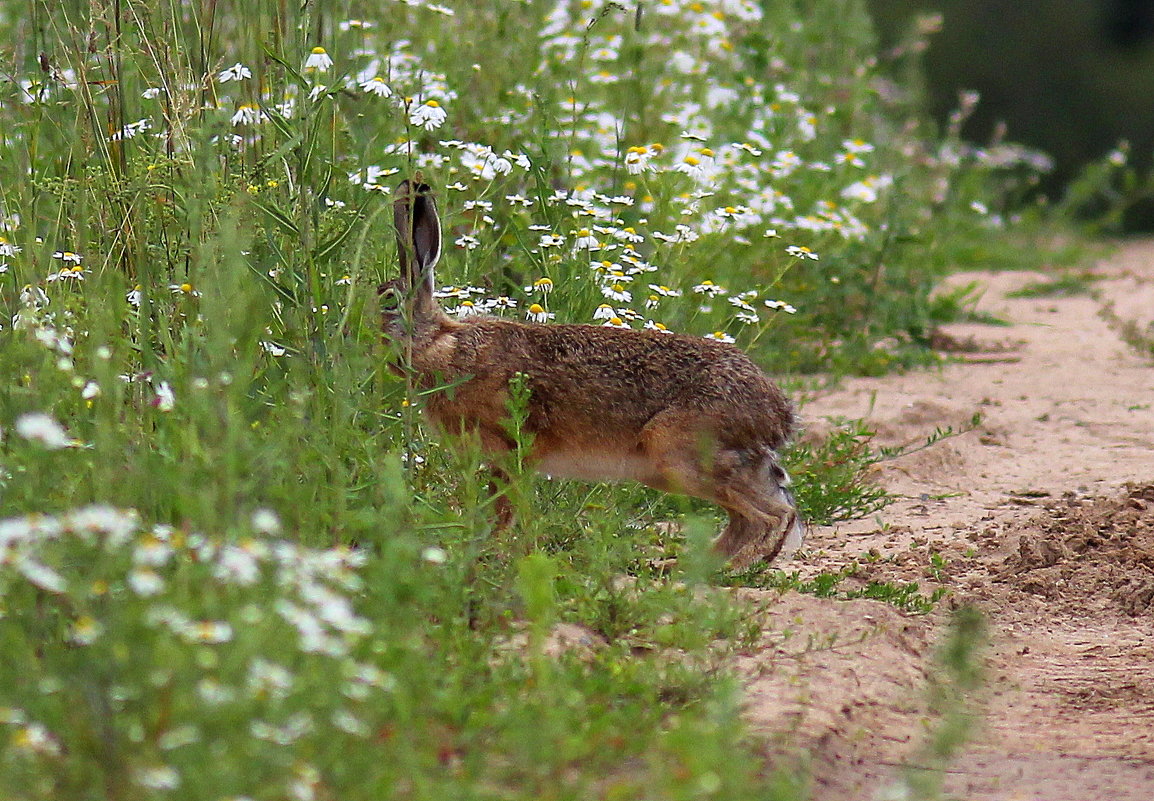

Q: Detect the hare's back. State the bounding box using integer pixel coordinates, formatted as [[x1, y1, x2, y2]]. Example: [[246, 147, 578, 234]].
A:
[[463, 320, 795, 448]]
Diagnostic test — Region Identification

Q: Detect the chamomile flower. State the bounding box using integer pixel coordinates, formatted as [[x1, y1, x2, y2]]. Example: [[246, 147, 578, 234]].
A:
[[573, 228, 600, 249], [70, 615, 104, 645], [728, 295, 757, 312], [532, 277, 554, 293], [526, 304, 554, 323], [446, 300, 480, 318], [486, 296, 518, 311], [231, 103, 266, 126], [771, 150, 802, 176], [304, 47, 334, 72], [765, 300, 798, 314], [454, 234, 480, 250], [785, 245, 819, 260], [15, 412, 70, 449], [46, 266, 85, 282], [52, 250, 82, 264], [692, 280, 727, 297], [359, 76, 393, 97], [624, 145, 654, 174], [169, 282, 202, 296], [705, 331, 736, 344], [676, 154, 705, 176], [538, 234, 564, 249], [601, 316, 630, 329], [843, 138, 875, 155], [592, 304, 616, 320], [601, 283, 632, 303], [218, 63, 252, 83], [0, 237, 21, 256], [408, 99, 447, 131], [644, 320, 674, 333]]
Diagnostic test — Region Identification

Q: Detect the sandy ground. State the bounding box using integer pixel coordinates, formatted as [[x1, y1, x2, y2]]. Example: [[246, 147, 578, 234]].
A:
[[737, 240, 1154, 799]]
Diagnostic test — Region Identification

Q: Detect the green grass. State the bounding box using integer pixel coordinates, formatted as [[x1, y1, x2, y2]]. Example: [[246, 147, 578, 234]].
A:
[[0, 1, 1063, 798], [1006, 271, 1102, 298]]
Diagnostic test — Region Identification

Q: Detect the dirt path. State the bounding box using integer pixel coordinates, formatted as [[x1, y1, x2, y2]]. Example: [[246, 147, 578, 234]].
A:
[[738, 240, 1154, 799]]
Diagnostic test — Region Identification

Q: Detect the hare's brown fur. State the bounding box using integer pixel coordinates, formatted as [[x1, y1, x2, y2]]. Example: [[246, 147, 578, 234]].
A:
[[382, 179, 804, 568]]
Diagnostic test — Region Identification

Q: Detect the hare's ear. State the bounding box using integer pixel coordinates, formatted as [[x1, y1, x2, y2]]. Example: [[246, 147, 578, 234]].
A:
[[394, 179, 440, 294]]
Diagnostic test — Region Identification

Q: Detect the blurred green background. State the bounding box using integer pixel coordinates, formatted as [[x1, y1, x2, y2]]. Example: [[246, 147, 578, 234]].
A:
[[869, 0, 1154, 226]]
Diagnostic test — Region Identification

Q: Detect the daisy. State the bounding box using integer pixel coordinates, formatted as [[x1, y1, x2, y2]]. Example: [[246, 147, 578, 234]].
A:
[[526, 304, 554, 323], [692, 280, 726, 297], [359, 76, 392, 97], [231, 103, 265, 126], [601, 283, 632, 303], [408, 99, 447, 131], [573, 228, 600, 249], [304, 47, 333, 72], [52, 250, 82, 264], [765, 300, 798, 314], [785, 245, 819, 260], [705, 331, 735, 344], [218, 63, 252, 83]]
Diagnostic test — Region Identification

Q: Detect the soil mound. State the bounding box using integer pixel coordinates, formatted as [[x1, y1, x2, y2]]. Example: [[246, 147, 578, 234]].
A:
[[998, 484, 1154, 616]]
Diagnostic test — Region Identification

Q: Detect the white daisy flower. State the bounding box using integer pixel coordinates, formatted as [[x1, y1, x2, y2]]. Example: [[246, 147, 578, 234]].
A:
[[692, 280, 726, 297], [218, 63, 252, 83], [230, 103, 265, 126], [408, 99, 447, 131], [359, 76, 392, 97], [601, 283, 632, 303], [15, 412, 70, 449], [525, 304, 554, 323], [304, 47, 334, 72], [785, 245, 819, 260]]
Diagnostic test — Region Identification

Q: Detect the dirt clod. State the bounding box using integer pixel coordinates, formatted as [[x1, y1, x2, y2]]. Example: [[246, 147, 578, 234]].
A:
[[999, 485, 1154, 615]]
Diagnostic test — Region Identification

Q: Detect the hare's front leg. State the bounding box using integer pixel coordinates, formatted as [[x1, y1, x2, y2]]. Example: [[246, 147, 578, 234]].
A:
[[474, 425, 516, 531], [710, 459, 801, 569], [639, 412, 798, 568]]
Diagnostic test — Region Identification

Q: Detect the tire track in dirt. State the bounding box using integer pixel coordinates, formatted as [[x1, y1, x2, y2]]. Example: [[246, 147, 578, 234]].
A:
[[739, 240, 1154, 799]]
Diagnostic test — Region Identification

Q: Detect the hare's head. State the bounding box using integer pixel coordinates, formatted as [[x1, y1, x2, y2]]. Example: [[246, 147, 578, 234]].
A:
[[379, 178, 442, 340]]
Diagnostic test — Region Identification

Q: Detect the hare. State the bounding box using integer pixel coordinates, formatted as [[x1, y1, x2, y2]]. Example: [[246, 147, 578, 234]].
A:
[[379, 179, 805, 568]]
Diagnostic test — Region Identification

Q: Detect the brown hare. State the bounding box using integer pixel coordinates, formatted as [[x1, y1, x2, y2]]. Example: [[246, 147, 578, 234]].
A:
[[379, 179, 805, 568]]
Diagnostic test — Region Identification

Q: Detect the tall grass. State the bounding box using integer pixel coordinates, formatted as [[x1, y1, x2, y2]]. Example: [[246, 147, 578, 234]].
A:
[[1, 1, 1050, 798]]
